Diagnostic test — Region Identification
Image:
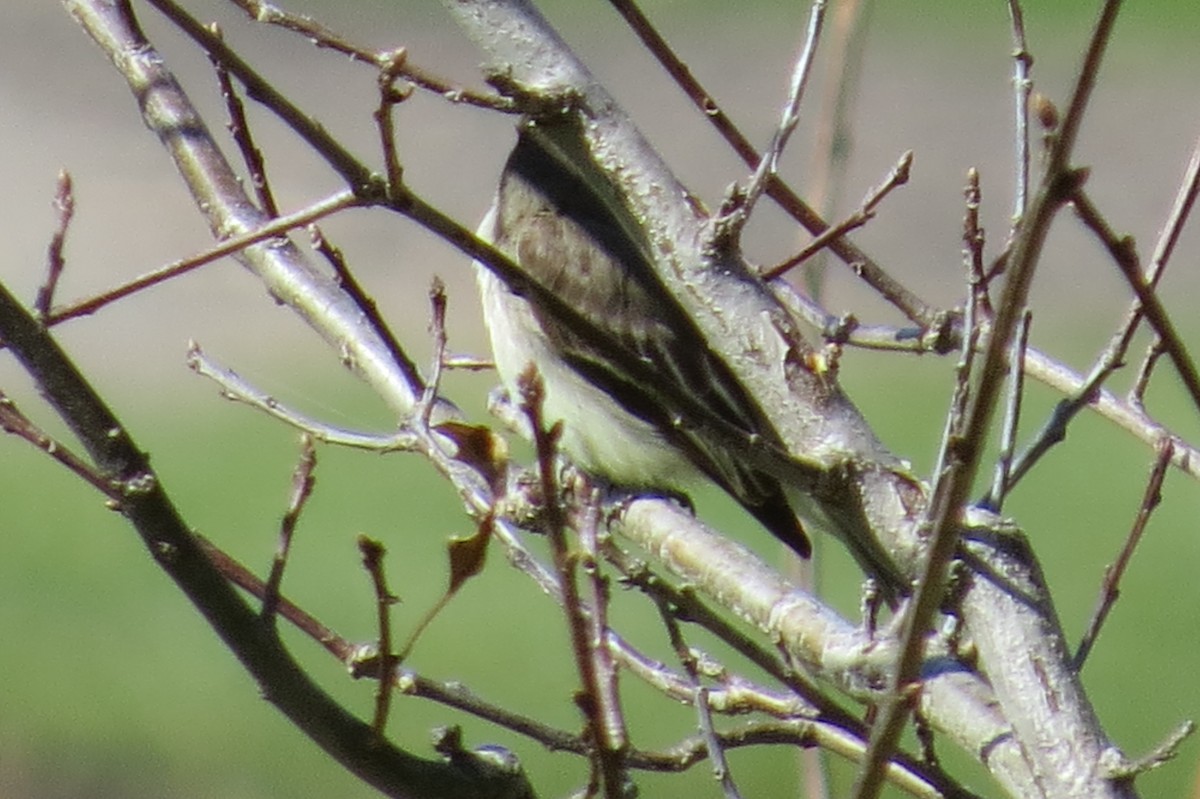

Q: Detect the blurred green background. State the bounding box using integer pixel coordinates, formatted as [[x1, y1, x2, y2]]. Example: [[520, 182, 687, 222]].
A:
[[3, 1, 1200, 797]]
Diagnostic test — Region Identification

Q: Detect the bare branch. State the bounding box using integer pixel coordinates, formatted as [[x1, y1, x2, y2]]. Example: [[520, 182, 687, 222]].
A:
[[45, 190, 360, 326], [728, 0, 827, 230], [763, 150, 913, 282], [605, 0, 940, 328], [225, 0, 515, 111], [358, 535, 399, 737], [653, 598, 743, 799], [1072, 189, 1200, 414], [854, 3, 1127, 796], [986, 311, 1032, 510], [261, 435, 317, 623], [187, 343, 418, 450], [208, 22, 279, 216], [35, 170, 75, 320], [1072, 438, 1173, 671], [1006, 0, 1033, 230], [0, 270, 500, 797]]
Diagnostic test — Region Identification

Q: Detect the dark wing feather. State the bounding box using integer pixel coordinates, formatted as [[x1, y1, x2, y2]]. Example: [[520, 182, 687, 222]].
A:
[[494, 124, 810, 558]]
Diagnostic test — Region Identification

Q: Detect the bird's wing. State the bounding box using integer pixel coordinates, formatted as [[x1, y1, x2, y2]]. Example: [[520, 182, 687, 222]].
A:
[[493, 122, 810, 557]]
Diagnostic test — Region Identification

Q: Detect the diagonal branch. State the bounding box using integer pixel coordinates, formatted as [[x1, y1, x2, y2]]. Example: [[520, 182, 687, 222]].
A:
[[1071, 190, 1200, 413], [605, 0, 940, 328], [63, 0, 443, 421], [854, 2, 1130, 797], [0, 273, 515, 799]]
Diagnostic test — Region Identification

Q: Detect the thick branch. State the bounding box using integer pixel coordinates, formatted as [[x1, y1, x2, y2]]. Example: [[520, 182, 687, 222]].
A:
[[63, 0, 445, 421], [442, 0, 927, 608], [0, 276, 522, 799]]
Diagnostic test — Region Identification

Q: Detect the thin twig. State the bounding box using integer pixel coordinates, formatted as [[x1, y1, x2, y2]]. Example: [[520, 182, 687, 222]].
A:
[[358, 535, 398, 737], [605, 0, 939, 328], [653, 598, 742, 799], [519, 367, 628, 798], [35, 171, 75, 320], [763, 150, 912, 281], [963, 169, 992, 318], [1115, 721, 1195, 778], [1148, 133, 1200, 274], [308, 225, 426, 394], [930, 175, 991, 488], [421, 278, 450, 427], [375, 49, 410, 194], [261, 435, 317, 623], [208, 23, 278, 216], [986, 311, 1032, 509], [1071, 189, 1200, 414], [574, 483, 630, 791], [0, 389, 118, 499], [733, 0, 827, 226], [1006, 0, 1033, 232], [802, 0, 874, 301], [1072, 438, 1173, 672], [187, 343, 418, 451], [853, 4, 1122, 796], [1130, 338, 1167, 408], [45, 190, 360, 327], [224, 0, 515, 111]]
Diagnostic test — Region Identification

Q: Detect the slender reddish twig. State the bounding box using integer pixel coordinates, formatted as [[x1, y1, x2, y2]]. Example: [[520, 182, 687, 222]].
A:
[[45, 190, 360, 326], [1072, 189, 1200, 414], [223, 0, 515, 111], [1072, 438, 1174, 671], [208, 23, 279, 216], [519, 368, 629, 798], [763, 151, 912, 281], [606, 0, 939, 328], [261, 436, 317, 623], [35, 171, 75, 320], [358, 535, 398, 737], [853, 4, 1122, 796]]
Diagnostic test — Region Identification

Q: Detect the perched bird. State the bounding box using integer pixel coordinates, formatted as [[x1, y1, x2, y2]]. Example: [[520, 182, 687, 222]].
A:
[[475, 119, 811, 558]]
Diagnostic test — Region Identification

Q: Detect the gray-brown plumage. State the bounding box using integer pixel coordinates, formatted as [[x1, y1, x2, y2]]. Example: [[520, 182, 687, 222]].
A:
[[477, 121, 810, 558]]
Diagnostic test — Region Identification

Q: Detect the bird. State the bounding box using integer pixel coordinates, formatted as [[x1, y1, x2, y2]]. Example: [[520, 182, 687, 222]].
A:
[[474, 118, 813, 559]]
